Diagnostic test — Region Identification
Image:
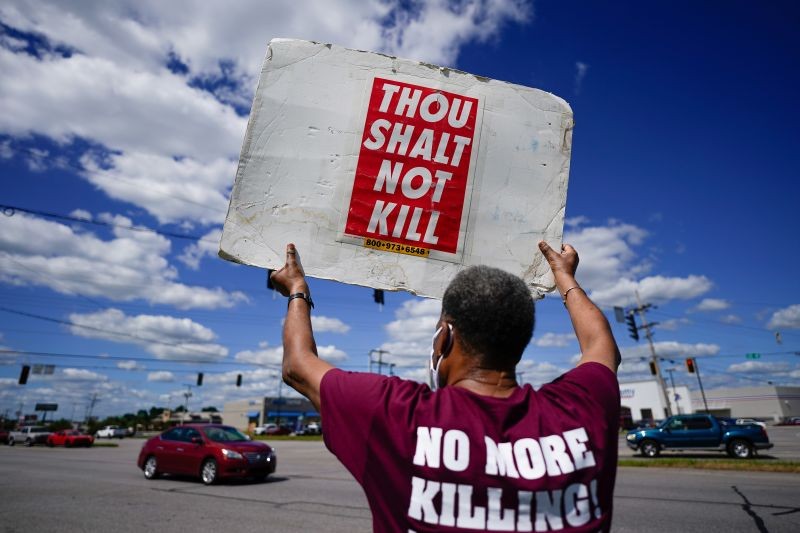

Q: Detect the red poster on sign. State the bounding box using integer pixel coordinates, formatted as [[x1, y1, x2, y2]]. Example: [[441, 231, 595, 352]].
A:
[[344, 77, 478, 257]]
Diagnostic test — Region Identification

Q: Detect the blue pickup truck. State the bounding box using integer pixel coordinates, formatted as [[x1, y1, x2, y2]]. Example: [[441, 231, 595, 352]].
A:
[[626, 414, 773, 458]]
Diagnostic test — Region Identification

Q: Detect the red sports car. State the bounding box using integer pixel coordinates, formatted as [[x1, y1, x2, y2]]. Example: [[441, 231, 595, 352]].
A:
[[137, 424, 276, 484], [47, 430, 94, 447]]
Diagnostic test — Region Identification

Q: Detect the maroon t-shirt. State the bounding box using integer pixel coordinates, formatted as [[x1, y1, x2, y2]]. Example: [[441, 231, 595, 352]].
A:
[[321, 362, 620, 533]]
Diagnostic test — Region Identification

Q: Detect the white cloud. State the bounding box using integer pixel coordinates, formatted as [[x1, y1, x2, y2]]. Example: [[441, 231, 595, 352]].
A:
[[385, 299, 441, 343], [727, 361, 791, 374], [564, 222, 712, 307], [68, 209, 92, 221], [117, 360, 143, 370], [178, 228, 222, 270], [574, 61, 588, 94], [659, 318, 690, 331], [62, 368, 107, 381], [0, 139, 12, 158], [0, 48, 247, 163], [719, 314, 742, 325], [234, 341, 283, 366], [692, 298, 730, 312], [377, 298, 441, 368], [80, 153, 234, 226], [311, 315, 351, 334], [148, 371, 175, 382], [234, 340, 348, 365], [767, 304, 800, 330], [590, 275, 712, 308], [621, 342, 719, 361], [317, 345, 348, 362], [0, 213, 246, 309], [533, 332, 574, 348], [516, 360, 568, 387], [68, 308, 228, 362], [0, 0, 530, 226]]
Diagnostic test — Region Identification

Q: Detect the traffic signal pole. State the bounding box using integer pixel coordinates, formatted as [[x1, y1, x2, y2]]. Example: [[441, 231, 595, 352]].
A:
[[635, 291, 673, 418]]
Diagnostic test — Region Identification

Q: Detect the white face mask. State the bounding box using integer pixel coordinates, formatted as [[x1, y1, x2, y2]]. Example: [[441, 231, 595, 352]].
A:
[[429, 325, 450, 391]]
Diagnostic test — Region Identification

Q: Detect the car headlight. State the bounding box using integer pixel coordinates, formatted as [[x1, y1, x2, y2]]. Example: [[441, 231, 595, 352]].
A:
[[626, 434, 636, 441], [222, 449, 243, 460]]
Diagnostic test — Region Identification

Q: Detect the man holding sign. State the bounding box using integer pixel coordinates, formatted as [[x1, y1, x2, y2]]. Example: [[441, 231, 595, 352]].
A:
[[271, 241, 620, 532]]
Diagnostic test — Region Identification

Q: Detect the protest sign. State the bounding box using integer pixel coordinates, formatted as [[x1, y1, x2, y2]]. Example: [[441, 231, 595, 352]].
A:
[[220, 39, 573, 299]]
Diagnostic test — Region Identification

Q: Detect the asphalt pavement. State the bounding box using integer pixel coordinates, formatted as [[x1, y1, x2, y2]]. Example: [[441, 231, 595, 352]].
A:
[[0, 431, 798, 532]]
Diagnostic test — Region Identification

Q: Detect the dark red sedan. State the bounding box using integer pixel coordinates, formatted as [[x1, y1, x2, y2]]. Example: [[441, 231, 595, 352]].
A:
[[137, 424, 276, 484], [47, 430, 94, 447]]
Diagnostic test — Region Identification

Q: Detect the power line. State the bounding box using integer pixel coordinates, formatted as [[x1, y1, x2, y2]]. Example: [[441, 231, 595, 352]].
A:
[[1, 203, 218, 243], [0, 349, 370, 371], [0, 306, 227, 359]]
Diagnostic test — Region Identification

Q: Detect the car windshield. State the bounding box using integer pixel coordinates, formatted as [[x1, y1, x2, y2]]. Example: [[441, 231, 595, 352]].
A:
[[203, 426, 249, 443]]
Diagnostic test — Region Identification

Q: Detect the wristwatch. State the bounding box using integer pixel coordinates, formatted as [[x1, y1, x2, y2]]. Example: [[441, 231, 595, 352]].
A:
[[287, 292, 314, 309]]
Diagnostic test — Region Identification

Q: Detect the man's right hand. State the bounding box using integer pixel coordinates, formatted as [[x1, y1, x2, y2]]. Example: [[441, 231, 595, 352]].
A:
[[270, 243, 309, 296]]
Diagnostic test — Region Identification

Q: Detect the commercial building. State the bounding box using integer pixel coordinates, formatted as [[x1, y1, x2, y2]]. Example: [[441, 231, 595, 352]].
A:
[[691, 386, 800, 422], [620, 380, 692, 422], [222, 396, 320, 431], [619, 379, 800, 423]]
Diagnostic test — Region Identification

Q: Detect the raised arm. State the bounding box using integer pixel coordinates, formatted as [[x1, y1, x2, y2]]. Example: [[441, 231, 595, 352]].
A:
[[269, 243, 334, 410], [538, 241, 621, 372]]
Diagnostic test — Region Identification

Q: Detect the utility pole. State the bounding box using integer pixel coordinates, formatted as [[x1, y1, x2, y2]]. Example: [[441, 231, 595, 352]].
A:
[[182, 385, 193, 425], [85, 393, 99, 425], [665, 367, 681, 414], [634, 291, 673, 418], [369, 349, 390, 375]]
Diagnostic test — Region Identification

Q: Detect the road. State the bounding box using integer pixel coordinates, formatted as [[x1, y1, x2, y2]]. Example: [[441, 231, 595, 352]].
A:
[[0, 433, 798, 532]]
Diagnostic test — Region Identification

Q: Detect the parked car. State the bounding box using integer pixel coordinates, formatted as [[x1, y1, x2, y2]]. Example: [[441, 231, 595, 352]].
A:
[[253, 423, 274, 436], [297, 422, 321, 435], [8, 426, 51, 447], [254, 423, 292, 436], [626, 414, 772, 459], [137, 424, 276, 484], [0, 429, 9, 445], [95, 425, 125, 439], [735, 418, 767, 429], [47, 430, 94, 448]]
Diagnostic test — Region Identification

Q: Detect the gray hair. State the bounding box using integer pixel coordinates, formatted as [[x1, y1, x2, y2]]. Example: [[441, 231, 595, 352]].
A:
[[442, 265, 534, 368]]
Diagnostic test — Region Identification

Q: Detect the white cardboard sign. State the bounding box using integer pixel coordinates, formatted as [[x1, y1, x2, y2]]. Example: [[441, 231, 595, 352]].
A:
[[220, 39, 573, 299]]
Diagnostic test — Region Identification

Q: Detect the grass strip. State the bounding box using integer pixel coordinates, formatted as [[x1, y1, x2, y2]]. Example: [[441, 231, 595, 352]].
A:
[[619, 458, 800, 473]]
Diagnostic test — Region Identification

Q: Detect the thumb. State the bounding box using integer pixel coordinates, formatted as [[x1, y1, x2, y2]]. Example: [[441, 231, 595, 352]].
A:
[[538, 240, 555, 258], [286, 243, 297, 264]]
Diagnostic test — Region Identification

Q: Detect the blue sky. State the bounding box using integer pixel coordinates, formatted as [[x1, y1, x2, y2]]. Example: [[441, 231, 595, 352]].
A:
[[1, 1, 798, 420]]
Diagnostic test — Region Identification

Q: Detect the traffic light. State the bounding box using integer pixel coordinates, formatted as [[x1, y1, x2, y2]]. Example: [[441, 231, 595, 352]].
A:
[[236, 374, 242, 387], [18, 364, 30, 385], [648, 361, 657, 376], [686, 358, 696, 374], [196, 373, 204, 386], [626, 313, 639, 341], [373, 289, 385, 305]]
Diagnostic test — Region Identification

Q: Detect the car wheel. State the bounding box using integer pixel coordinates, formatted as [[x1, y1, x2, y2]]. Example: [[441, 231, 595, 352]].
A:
[[201, 458, 218, 485], [24, 438, 33, 447], [727, 439, 753, 459], [8, 437, 14, 447], [65, 440, 71, 448], [143, 455, 159, 480], [640, 440, 660, 458]]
